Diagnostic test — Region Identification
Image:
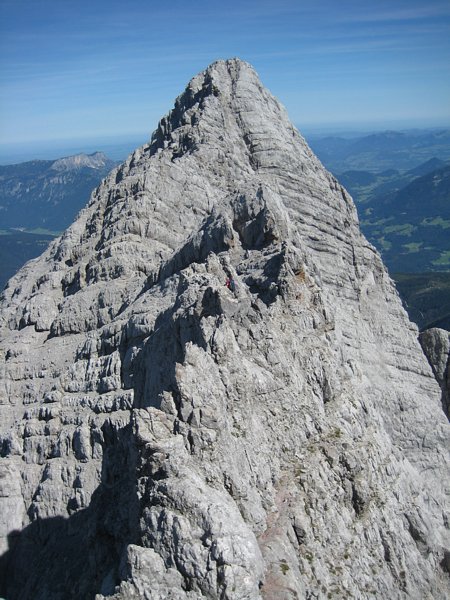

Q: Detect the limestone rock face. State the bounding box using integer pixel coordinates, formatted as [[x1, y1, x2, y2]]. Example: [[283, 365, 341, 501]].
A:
[[419, 327, 450, 417], [0, 59, 449, 600]]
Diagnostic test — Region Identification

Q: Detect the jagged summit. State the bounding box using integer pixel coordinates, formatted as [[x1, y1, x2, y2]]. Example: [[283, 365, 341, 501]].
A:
[[0, 60, 449, 599], [148, 58, 316, 170]]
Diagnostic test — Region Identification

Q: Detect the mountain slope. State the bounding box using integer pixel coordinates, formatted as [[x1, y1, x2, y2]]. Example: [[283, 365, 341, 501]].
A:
[[0, 151, 117, 231], [394, 272, 450, 330], [0, 230, 56, 290], [0, 59, 448, 600], [332, 159, 450, 330], [360, 164, 450, 272], [337, 157, 447, 204]]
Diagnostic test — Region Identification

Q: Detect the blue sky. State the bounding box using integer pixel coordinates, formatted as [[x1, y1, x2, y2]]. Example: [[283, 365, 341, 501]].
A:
[[1, 0, 449, 150]]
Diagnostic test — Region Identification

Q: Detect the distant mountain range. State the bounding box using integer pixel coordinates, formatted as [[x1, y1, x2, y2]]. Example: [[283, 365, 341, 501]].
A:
[[0, 152, 117, 289], [308, 128, 450, 172], [338, 157, 446, 202], [0, 151, 117, 231], [394, 272, 450, 331], [339, 160, 450, 272]]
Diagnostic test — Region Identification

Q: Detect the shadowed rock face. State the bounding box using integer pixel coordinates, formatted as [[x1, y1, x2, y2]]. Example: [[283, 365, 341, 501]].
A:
[[0, 59, 449, 600], [419, 328, 450, 417]]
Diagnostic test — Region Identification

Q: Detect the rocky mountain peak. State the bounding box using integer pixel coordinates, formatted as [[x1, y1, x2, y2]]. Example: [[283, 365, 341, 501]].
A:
[[0, 59, 449, 600], [51, 151, 112, 171], [148, 58, 314, 171]]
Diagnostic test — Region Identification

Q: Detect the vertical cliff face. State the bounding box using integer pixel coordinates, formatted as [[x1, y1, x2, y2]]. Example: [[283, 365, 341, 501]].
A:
[[420, 328, 450, 417], [0, 59, 449, 600]]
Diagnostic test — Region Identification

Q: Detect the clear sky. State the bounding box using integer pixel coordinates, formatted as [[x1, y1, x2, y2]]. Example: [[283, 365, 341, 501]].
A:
[[1, 0, 449, 149]]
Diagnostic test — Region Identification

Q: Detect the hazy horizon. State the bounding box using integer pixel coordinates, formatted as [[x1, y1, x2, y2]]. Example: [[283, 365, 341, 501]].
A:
[[1, 120, 449, 166], [1, 0, 449, 151]]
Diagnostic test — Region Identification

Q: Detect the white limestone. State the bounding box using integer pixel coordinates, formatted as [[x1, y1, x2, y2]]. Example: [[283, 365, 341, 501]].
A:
[[0, 59, 448, 600]]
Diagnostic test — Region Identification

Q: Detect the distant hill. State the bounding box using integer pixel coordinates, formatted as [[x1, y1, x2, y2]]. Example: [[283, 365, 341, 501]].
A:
[[0, 231, 56, 290], [370, 164, 450, 220], [393, 272, 450, 331], [337, 158, 447, 204], [359, 164, 450, 273], [407, 157, 445, 177], [0, 151, 117, 289], [308, 129, 450, 172], [0, 151, 117, 231]]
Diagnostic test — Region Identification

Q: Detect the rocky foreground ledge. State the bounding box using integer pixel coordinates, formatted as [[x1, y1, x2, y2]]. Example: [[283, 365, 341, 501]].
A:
[[0, 59, 449, 599]]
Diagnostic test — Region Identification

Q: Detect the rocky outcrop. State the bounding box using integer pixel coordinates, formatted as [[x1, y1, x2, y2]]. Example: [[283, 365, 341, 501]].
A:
[[51, 152, 113, 171], [419, 327, 450, 416], [0, 59, 449, 600]]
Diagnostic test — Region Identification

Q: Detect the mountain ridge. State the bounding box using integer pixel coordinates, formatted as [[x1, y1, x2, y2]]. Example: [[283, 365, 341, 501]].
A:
[[0, 58, 448, 600], [50, 151, 112, 171], [0, 151, 117, 232], [309, 129, 450, 172], [360, 163, 450, 273]]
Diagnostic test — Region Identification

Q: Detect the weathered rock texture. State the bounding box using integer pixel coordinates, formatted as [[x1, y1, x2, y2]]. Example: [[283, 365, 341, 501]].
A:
[[419, 327, 450, 417], [0, 59, 449, 599]]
